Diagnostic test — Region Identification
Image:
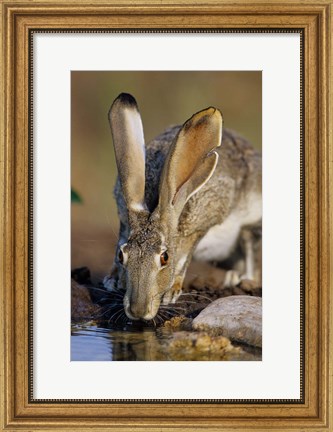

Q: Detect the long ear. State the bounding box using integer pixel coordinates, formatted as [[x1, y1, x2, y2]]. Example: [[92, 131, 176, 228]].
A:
[[108, 93, 146, 213], [158, 107, 222, 219]]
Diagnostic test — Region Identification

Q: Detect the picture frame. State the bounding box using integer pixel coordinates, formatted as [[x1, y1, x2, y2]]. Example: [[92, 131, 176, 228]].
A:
[[0, 0, 332, 430]]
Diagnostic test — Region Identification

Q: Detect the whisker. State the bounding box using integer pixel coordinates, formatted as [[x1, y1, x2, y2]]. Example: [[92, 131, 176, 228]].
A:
[[120, 314, 129, 325], [94, 280, 125, 295], [103, 293, 125, 300], [159, 313, 168, 324], [101, 304, 122, 312], [183, 275, 220, 289], [185, 272, 203, 278], [103, 302, 124, 310], [108, 308, 125, 324], [88, 287, 125, 299], [99, 304, 124, 311], [95, 305, 123, 319], [179, 293, 213, 302], [115, 311, 126, 325], [158, 309, 177, 318], [173, 300, 200, 306], [160, 308, 185, 316], [156, 314, 165, 325], [104, 285, 126, 295], [159, 304, 185, 310], [87, 286, 108, 293], [158, 311, 172, 321]]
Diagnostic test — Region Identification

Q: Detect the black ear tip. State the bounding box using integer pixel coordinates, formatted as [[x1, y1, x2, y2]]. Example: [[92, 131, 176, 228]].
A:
[[116, 93, 138, 108], [109, 93, 139, 119]]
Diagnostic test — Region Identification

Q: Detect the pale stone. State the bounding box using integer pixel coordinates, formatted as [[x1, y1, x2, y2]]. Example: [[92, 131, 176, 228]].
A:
[[192, 295, 262, 347]]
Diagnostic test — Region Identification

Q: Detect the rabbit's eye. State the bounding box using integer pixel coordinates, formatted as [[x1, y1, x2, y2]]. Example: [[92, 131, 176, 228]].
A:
[[118, 249, 124, 264], [160, 251, 169, 266]]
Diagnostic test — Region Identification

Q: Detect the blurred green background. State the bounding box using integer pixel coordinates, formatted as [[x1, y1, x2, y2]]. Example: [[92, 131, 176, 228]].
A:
[[71, 71, 262, 281]]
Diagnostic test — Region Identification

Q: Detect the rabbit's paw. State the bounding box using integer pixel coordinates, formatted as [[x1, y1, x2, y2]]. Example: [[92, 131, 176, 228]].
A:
[[103, 275, 118, 292], [103, 264, 120, 292], [162, 282, 183, 305], [223, 270, 241, 288], [171, 287, 182, 304], [238, 277, 259, 292], [224, 270, 258, 291]]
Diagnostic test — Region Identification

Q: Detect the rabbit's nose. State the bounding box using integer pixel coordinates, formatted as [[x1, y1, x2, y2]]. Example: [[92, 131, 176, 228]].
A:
[[130, 303, 147, 319]]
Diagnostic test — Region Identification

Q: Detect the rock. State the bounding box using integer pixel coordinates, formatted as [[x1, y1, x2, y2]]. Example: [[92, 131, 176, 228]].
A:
[[192, 295, 262, 347], [71, 280, 100, 322], [71, 266, 92, 285]]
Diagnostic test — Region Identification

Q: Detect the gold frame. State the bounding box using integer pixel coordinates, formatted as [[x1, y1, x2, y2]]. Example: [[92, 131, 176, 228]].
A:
[[1, 0, 332, 430]]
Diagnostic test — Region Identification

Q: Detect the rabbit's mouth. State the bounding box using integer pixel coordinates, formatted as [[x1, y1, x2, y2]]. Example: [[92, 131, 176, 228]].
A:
[[125, 309, 159, 322], [125, 308, 156, 322]]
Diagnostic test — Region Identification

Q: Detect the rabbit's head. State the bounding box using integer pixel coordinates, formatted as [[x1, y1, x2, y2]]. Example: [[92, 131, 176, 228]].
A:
[[109, 93, 222, 320]]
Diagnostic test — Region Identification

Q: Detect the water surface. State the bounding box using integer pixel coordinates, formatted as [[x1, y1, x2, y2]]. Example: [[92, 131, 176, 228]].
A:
[[71, 324, 261, 361]]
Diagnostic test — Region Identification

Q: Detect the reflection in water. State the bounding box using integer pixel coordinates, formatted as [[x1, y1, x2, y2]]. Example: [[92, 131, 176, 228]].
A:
[[71, 325, 261, 361], [71, 327, 113, 360], [71, 326, 172, 361]]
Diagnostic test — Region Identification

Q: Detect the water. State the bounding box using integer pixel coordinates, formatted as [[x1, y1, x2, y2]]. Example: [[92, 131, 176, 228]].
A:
[[71, 324, 262, 361]]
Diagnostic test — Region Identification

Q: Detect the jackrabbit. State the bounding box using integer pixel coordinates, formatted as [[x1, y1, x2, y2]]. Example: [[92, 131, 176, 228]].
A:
[[104, 93, 262, 320]]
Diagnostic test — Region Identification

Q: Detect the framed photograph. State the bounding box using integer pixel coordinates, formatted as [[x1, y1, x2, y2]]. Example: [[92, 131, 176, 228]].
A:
[[1, 1, 332, 431], [71, 70, 263, 362]]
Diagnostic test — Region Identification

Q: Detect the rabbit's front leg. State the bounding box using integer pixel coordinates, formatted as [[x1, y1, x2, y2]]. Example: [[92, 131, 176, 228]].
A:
[[224, 228, 258, 289], [103, 263, 120, 292], [241, 228, 255, 280], [162, 272, 185, 305], [103, 263, 126, 292]]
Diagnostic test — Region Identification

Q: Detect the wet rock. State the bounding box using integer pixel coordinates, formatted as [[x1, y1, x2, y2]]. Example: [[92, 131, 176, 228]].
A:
[[158, 316, 261, 360], [192, 295, 262, 347], [160, 330, 243, 361], [161, 316, 193, 332]]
